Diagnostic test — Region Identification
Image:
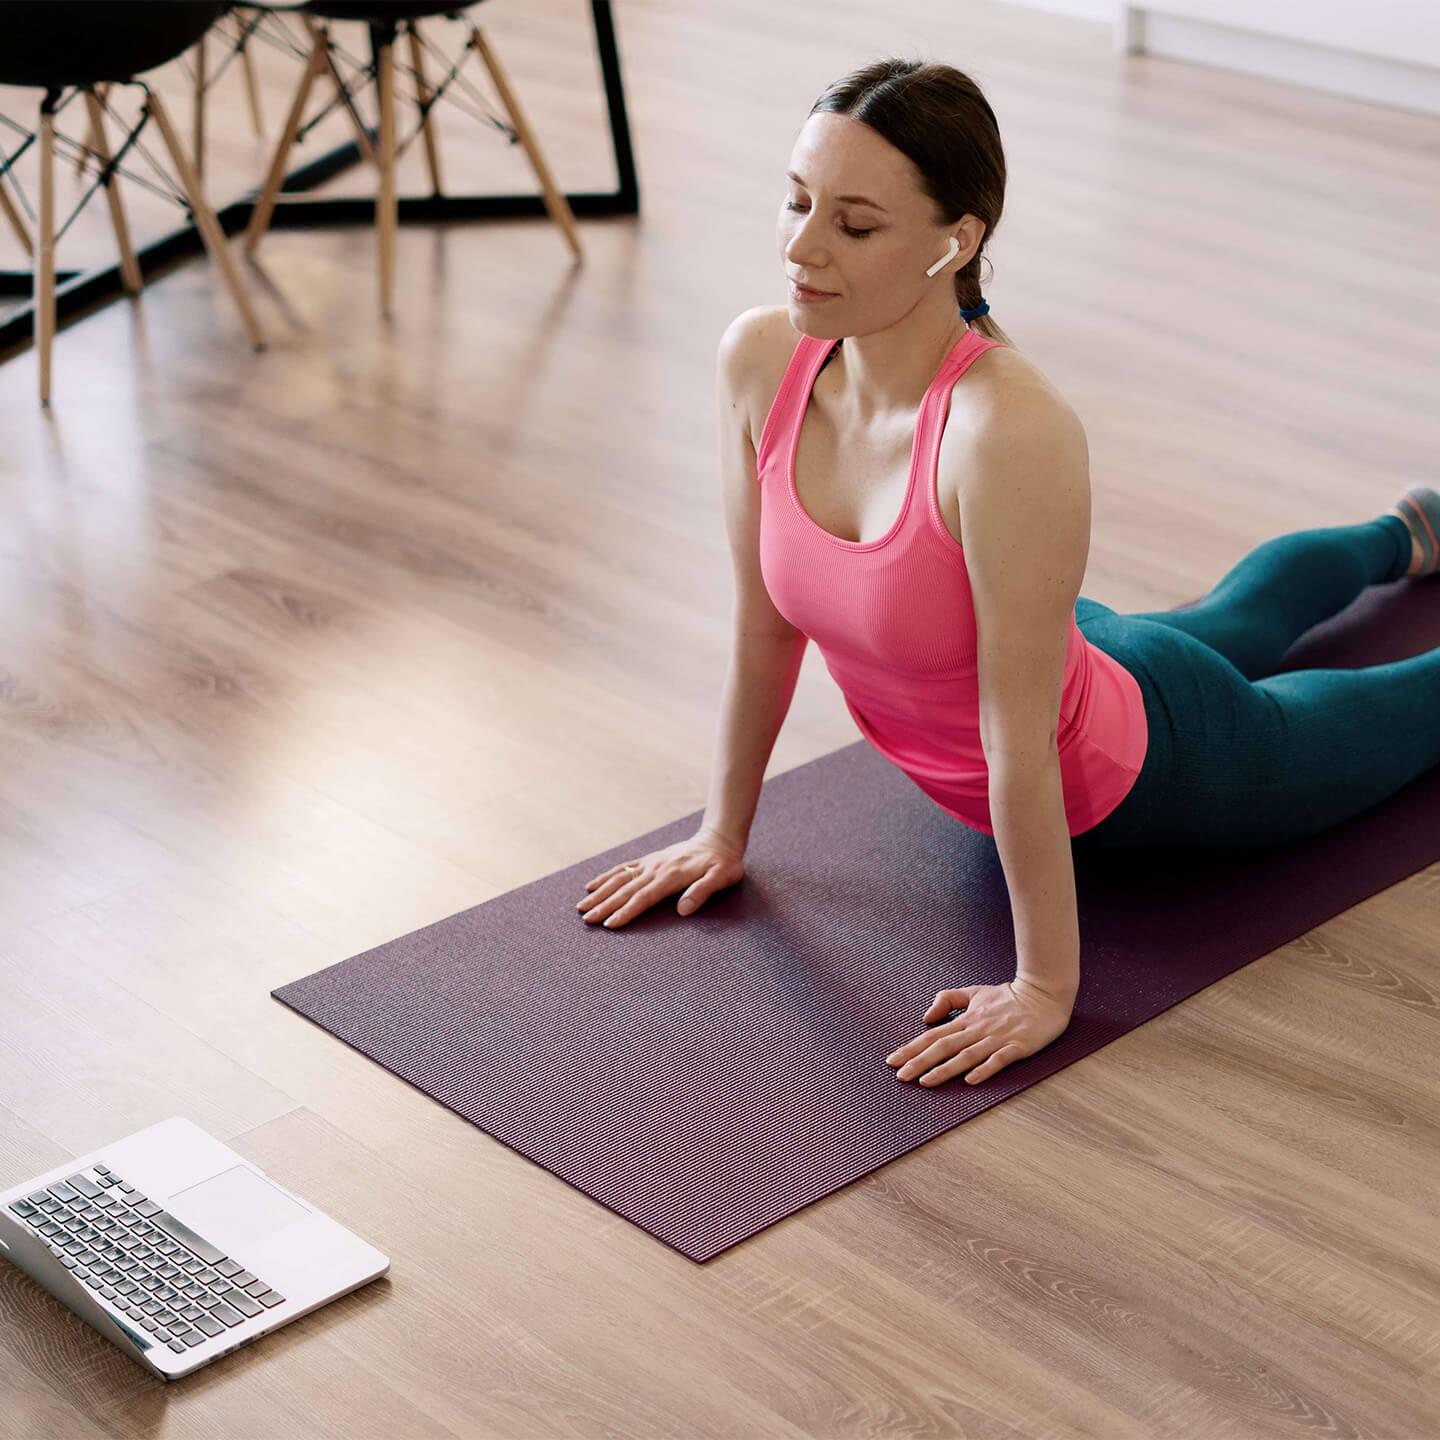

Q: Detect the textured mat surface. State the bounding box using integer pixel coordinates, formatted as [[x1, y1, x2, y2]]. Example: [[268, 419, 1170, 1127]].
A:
[[272, 580, 1440, 1262]]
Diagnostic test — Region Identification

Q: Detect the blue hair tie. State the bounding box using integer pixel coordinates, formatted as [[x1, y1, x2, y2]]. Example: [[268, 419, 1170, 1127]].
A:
[[960, 297, 989, 322]]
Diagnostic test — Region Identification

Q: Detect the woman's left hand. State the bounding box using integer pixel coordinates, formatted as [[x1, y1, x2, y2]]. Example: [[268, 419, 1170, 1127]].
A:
[[885, 978, 1076, 1088]]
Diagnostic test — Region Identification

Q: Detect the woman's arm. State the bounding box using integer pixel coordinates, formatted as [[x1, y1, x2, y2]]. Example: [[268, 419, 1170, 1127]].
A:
[[987, 758, 1081, 1001], [958, 389, 1092, 1000], [699, 308, 811, 852]]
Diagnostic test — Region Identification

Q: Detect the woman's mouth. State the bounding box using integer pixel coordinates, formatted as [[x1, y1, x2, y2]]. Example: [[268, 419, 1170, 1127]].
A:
[[790, 279, 837, 303]]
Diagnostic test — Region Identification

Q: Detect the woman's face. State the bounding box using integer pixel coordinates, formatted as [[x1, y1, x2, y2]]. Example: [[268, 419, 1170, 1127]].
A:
[[777, 114, 967, 329]]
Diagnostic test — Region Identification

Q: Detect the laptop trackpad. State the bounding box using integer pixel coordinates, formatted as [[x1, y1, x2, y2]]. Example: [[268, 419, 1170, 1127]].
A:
[[168, 1163, 311, 1254]]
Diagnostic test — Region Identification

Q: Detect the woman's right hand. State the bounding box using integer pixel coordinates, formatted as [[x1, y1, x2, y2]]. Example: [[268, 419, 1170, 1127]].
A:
[[576, 828, 746, 930]]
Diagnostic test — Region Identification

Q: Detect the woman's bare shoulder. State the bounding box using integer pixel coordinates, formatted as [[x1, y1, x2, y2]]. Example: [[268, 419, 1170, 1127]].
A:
[[949, 340, 1079, 439], [963, 338, 1061, 399], [938, 342, 1086, 530], [722, 305, 805, 453]]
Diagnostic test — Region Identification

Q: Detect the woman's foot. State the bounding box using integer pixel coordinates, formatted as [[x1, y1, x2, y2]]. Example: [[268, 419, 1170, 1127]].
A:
[[1388, 485, 1440, 577]]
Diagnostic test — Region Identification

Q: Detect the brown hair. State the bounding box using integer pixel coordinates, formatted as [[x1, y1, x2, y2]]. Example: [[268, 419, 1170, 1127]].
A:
[[807, 57, 1014, 348]]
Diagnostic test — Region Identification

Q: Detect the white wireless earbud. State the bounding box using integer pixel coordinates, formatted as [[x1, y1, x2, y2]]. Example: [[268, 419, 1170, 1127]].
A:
[[925, 235, 960, 277]]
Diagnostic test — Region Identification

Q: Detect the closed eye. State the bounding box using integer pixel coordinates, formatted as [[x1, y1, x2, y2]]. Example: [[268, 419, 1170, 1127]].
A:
[[784, 200, 876, 239]]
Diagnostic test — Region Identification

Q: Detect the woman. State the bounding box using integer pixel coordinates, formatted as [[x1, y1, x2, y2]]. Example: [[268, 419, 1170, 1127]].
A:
[[575, 58, 1440, 1088]]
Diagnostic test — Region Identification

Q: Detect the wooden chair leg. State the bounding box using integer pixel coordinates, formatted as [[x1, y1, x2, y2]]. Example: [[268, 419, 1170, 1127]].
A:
[[244, 30, 329, 253], [84, 89, 143, 294], [377, 31, 396, 315], [193, 32, 207, 185], [467, 25, 581, 260], [236, 13, 264, 136], [76, 105, 93, 176], [408, 22, 443, 195], [38, 100, 55, 404], [75, 80, 110, 176], [0, 165, 30, 257], [307, 15, 376, 165], [144, 88, 266, 349]]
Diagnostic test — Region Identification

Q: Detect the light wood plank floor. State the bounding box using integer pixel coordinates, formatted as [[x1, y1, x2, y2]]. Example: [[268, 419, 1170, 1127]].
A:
[[1, 1, 1437, 1434]]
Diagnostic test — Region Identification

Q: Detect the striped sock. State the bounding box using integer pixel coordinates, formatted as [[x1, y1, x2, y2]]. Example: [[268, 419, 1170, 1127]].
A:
[[1392, 485, 1440, 577]]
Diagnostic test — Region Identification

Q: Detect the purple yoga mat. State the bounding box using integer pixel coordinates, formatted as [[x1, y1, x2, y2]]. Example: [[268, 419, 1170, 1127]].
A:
[[272, 579, 1440, 1262]]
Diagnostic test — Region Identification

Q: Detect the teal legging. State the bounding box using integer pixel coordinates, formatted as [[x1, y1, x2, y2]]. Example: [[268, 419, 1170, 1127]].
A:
[[1071, 513, 1440, 854]]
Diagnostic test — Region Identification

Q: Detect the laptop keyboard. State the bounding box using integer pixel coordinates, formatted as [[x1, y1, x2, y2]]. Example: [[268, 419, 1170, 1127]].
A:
[[7, 1162, 287, 1355]]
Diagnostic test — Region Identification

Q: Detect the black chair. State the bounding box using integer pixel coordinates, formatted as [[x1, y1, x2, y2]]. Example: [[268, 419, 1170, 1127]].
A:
[[70, 4, 273, 185], [242, 0, 581, 317], [0, 0, 266, 404]]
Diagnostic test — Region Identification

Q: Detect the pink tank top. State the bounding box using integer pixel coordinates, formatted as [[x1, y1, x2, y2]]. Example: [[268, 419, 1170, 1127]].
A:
[[755, 326, 1148, 837]]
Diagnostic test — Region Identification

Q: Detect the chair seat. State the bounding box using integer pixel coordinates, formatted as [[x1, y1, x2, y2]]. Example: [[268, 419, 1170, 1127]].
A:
[[0, 1, 228, 89], [303, 1, 477, 21]]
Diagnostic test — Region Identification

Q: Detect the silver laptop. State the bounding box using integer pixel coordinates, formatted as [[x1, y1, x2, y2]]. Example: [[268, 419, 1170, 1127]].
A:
[[0, 1115, 389, 1381]]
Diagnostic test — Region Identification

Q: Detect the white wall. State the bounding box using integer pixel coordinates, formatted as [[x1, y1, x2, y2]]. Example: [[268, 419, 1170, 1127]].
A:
[[1002, 0, 1440, 115]]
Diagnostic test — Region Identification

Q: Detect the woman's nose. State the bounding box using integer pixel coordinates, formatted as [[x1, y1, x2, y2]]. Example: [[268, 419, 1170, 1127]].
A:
[[784, 230, 827, 267]]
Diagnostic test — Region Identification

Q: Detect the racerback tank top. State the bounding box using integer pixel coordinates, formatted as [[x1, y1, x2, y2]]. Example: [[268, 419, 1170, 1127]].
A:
[[755, 325, 1148, 837]]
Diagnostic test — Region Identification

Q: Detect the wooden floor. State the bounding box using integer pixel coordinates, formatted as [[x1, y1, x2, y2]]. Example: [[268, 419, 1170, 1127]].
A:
[[2, 1, 1438, 1433]]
